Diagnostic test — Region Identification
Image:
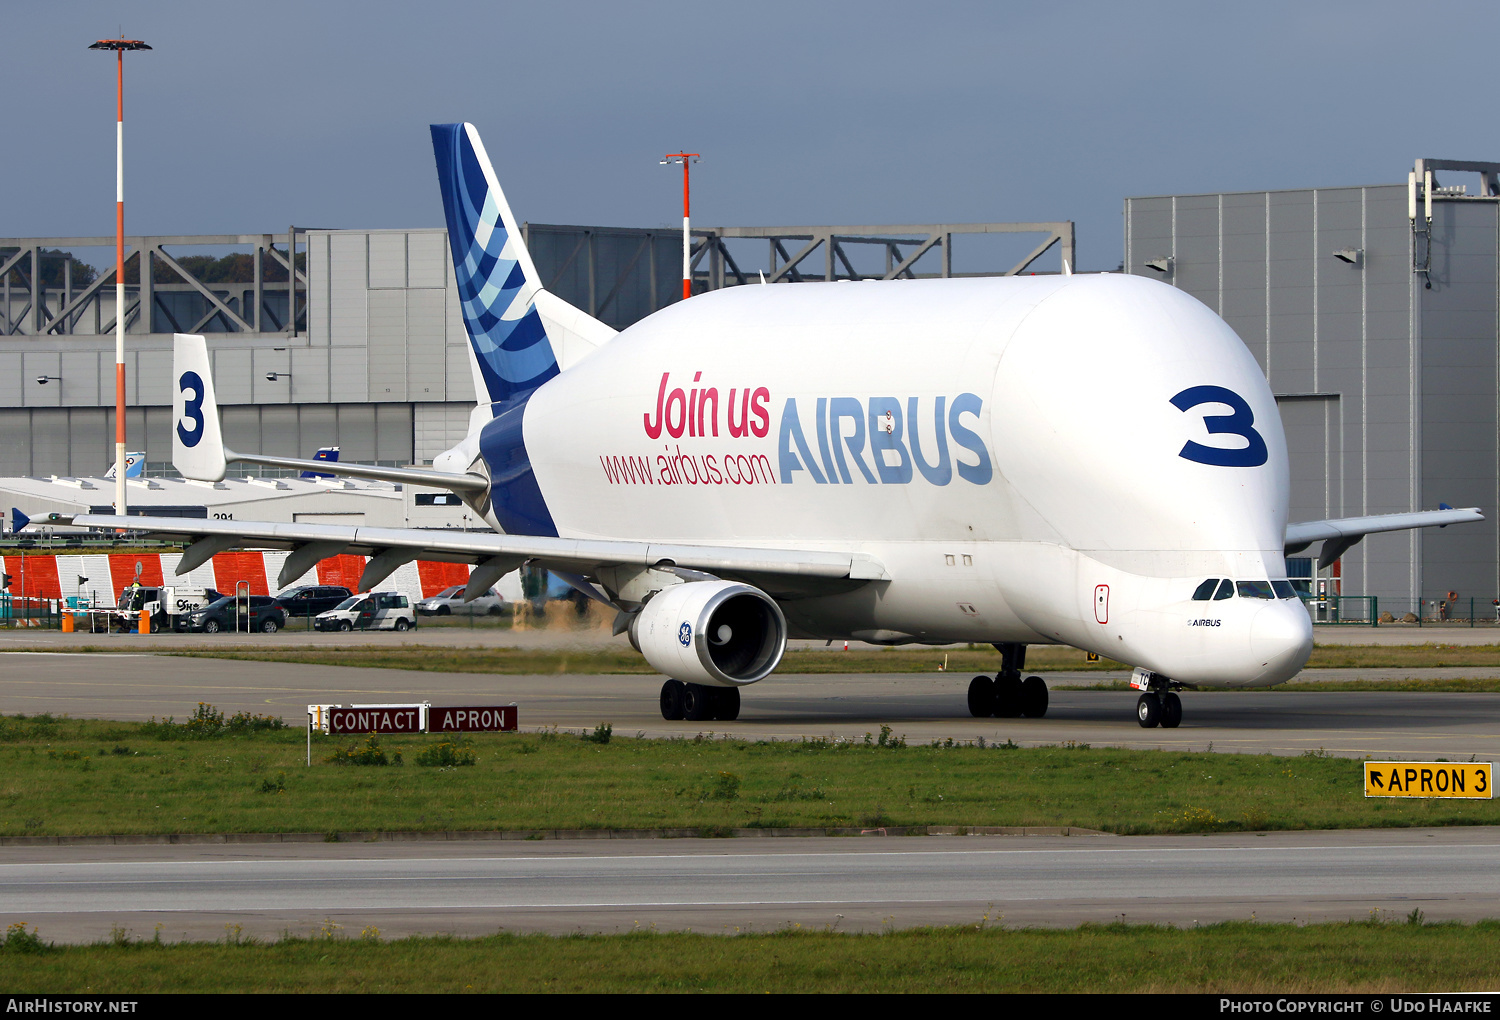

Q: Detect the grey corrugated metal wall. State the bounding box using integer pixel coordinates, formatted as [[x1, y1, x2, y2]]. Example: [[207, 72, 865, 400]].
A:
[[1126, 187, 1499, 602]]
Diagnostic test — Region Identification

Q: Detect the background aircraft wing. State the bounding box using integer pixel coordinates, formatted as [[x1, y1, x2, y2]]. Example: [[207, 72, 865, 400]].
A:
[[1284, 507, 1483, 567], [57, 514, 888, 600]]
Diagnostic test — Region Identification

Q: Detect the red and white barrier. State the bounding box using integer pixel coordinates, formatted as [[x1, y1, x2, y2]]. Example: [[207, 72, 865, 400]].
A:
[[0, 550, 475, 603]]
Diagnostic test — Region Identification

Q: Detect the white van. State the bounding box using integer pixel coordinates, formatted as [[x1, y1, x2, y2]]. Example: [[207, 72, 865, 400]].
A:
[[313, 592, 416, 632]]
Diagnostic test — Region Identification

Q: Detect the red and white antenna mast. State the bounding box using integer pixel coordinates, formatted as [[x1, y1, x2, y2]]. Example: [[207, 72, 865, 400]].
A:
[[89, 34, 151, 518], [661, 152, 700, 300]]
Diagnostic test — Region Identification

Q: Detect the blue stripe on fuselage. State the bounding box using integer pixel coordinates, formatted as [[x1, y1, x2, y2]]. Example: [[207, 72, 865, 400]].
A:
[[478, 394, 558, 537]]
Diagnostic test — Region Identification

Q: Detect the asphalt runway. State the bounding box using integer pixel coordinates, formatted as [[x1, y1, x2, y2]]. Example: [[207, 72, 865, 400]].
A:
[[2, 827, 1495, 943], [3, 651, 1498, 943], [2, 651, 1499, 759]]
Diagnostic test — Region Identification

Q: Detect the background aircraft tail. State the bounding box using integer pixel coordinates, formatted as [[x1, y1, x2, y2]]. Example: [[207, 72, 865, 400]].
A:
[[431, 123, 614, 414], [171, 333, 227, 482]]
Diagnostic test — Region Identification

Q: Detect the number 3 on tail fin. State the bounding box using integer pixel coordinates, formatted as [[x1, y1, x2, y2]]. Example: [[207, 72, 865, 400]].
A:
[[177, 371, 205, 447], [171, 334, 227, 481]]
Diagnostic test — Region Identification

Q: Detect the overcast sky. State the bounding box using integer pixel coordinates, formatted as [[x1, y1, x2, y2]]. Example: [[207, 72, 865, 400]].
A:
[[9, 1, 1500, 270]]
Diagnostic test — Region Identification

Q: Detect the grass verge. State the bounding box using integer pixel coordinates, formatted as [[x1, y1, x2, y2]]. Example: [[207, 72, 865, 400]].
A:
[[2, 919, 1497, 992], [1, 711, 1494, 837]]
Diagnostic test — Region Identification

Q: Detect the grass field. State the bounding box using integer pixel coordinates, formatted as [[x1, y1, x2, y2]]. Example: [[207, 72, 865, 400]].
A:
[[2, 919, 1497, 992], [1, 710, 1494, 838], [141, 641, 1500, 677]]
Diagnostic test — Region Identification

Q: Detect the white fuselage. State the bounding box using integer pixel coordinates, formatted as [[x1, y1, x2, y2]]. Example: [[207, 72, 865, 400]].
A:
[[450, 273, 1313, 688]]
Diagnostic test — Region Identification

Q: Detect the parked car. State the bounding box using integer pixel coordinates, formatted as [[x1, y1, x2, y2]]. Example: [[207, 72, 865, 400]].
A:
[[274, 585, 354, 622], [175, 595, 288, 634], [417, 585, 504, 616], [314, 592, 415, 632]]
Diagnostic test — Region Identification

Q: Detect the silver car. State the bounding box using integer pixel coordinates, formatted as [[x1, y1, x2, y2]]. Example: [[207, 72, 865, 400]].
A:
[[417, 585, 505, 616]]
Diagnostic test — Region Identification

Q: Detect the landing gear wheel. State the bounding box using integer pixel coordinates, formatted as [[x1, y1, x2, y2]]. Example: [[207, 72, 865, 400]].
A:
[[1020, 676, 1048, 718], [715, 686, 741, 721], [1136, 693, 1160, 728], [967, 676, 995, 717], [1160, 691, 1182, 728], [660, 680, 685, 721], [994, 675, 1022, 718], [683, 683, 715, 722]]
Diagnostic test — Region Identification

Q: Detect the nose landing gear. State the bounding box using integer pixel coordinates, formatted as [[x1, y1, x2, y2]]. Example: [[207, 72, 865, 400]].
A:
[[968, 643, 1048, 718], [1133, 670, 1184, 728]]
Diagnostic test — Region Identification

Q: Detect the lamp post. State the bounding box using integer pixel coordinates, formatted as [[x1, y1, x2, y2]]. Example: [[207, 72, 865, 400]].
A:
[[661, 152, 700, 300], [88, 35, 151, 518]]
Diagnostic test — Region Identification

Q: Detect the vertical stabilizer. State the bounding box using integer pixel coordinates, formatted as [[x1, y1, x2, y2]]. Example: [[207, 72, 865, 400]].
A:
[[171, 333, 227, 482], [431, 123, 559, 409]]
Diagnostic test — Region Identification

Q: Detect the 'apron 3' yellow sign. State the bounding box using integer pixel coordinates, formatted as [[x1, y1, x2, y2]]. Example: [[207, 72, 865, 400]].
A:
[[1364, 761, 1492, 798]]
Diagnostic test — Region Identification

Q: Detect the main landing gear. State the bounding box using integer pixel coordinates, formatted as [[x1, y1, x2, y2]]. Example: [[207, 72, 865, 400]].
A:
[[1134, 671, 1184, 729], [660, 679, 741, 722], [968, 642, 1048, 718]]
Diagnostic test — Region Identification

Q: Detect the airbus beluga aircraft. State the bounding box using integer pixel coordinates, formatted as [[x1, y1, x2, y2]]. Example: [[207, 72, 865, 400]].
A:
[[54, 123, 1481, 728]]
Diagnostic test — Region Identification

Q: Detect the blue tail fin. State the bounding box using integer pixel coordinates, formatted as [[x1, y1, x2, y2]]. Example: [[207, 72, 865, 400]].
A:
[[431, 123, 559, 408]]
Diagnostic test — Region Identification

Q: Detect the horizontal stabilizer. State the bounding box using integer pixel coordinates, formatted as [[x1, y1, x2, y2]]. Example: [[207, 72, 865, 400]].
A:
[[533, 289, 617, 371], [220, 449, 489, 494]]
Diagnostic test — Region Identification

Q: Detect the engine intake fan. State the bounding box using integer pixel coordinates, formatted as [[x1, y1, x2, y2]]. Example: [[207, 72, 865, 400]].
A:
[[629, 580, 786, 687]]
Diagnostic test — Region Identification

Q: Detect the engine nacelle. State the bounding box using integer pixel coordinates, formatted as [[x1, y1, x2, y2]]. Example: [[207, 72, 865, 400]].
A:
[[629, 580, 786, 687]]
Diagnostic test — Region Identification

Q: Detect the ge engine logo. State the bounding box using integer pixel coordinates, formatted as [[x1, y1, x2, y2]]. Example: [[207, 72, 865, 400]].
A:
[[678, 622, 692, 646]]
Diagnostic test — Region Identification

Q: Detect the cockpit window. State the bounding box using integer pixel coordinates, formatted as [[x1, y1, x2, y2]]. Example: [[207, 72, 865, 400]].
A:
[[1237, 580, 1276, 599], [1271, 580, 1297, 599], [1213, 579, 1234, 601], [1192, 578, 1219, 601]]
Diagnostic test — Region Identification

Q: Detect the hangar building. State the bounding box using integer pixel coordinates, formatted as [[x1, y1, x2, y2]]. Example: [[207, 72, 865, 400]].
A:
[[7, 159, 1499, 609], [1125, 159, 1500, 607]]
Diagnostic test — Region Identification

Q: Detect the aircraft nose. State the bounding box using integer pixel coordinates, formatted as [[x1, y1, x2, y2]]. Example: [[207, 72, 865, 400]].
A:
[[1248, 599, 1314, 684]]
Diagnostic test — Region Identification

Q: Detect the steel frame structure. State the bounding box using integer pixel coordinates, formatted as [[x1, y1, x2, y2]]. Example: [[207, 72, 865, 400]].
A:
[[0, 231, 307, 337], [3, 220, 1072, 341], [692, 222, 1075, 289]]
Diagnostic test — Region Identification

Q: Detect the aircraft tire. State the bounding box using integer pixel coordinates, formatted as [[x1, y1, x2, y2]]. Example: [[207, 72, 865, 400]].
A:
[[1161, 691, 1182, 728], [1136, 693, 1160, 728], [683, 683, 714, 722], [967, 676, 995, 717], [715, 687, 741, 721], [659, 680, 685, 721], [994, 675, 1023, 718], [1020, 676, 1048, 718]]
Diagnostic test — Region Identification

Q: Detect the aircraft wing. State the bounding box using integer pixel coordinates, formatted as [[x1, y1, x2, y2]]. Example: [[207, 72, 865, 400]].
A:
[[1284, 507, 1484, 567], [58, 514, 889, 600]]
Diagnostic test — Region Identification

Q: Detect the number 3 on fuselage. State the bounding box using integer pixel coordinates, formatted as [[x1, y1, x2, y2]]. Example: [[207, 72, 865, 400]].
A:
[[1170, 385, 1268, 468]]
